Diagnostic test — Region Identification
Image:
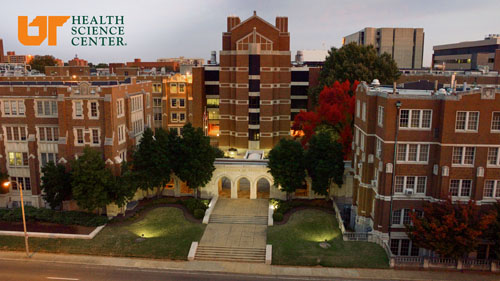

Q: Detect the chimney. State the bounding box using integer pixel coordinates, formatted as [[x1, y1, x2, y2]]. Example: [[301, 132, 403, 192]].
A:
[[276, 17, 288, 33], [227, 15, 241, 32], [451, 73, 456, 92], [393, 82, 397, 94], [434, 80, 438, 92], [0, 38, 4, 63]]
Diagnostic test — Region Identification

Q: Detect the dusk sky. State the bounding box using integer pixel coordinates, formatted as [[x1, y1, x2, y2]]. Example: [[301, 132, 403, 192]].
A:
[[1, 0, 499, 66]]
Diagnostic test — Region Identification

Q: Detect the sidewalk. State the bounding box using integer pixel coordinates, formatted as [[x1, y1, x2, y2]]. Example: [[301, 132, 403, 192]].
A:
[[0, 250, 497, 281]]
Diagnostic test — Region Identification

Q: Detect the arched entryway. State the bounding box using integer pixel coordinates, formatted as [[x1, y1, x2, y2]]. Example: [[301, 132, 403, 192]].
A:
[[218, 176, 232, 198], [237, 177, 251, 199], [256, 178, 270, 199]]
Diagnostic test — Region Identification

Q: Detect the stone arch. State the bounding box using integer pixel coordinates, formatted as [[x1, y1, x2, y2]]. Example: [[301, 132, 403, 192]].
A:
[[255, 177, 271, 199], [217, 176, 232, 198], [236, 176, 251, 199]]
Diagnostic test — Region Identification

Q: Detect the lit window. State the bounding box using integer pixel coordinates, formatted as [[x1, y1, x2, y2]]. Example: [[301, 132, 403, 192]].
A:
[[179, 83, 185, 93]]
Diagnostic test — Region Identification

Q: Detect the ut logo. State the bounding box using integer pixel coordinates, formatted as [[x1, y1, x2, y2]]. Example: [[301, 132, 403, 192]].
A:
[[18, 16, 70, 46]]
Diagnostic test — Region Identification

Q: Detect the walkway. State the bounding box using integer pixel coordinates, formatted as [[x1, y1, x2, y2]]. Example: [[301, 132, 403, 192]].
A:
[[196, 199, 268, 263]]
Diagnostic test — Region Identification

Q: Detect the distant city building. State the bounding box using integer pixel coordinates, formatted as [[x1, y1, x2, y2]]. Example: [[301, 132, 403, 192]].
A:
[[294, 49, 328, 67], [45, 65, 91, 77], [398, 69, 500, 88], [68, 55, 88, 67], [157, 57, 205, 66], [126, 58, 179, 72], [432, 35, 500, 72], [343, 27, 424, 69], [5, 51, 33, 64]]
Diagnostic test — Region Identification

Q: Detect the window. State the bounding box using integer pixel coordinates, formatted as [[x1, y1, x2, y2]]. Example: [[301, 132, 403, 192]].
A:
[[487, 147, 500, 166], [390, 239, 419, 256], [484, 180, 500, 198], [153, 98, 162, 107], [117, 99, 125, 117], [91, 129, 100, 145], [397, 144, 429, 163], [452, 147, 475, 166], [377, 106, 384, 127], [392, 209, 421, 226], [154, 113, 162, 121], [89, 101, 98, 118], [179, 113, 186, 122], [171, 113, 178, 122], [171, 98, 177, 108], [76, 129, 84, 145], [118, 124, 126, 144], [492, 112, 500, 132], [132, 119, 144, 135], [152, 83, 162, 93], [375, 139, 382, 158], [38, 127, 59, 142], [131, 96, 143, 112], [40, 152, 57, 167], [179, 83, 185, 93], [9, 177, 31, 191], [2, 100, 25, 116], [355, 128, 359, 145], [5, 126, 27, 141], [179, 98, 185, 108], [119, 149, 127, 162], [74, 101, 83, 118], [146, 93, 150, 108], [449, 179, 472, 197], [36, 100, 58, 117], [455, 111, 479, 131], [360, 132, 365, 150], [399, 109, 432, 129], [394, 176, 426, 194], [8, 152, 29, 167], [170, 83, 177, 93], [356, 100, 360, 118], [362, 102, 366, 121]]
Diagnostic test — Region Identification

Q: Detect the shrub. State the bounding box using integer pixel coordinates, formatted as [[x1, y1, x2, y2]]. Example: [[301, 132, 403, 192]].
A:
[[183, 198, 208, 214], [0, 207, 108, 226], [273, 212, 284, 222], [193, 209, 205, 219]]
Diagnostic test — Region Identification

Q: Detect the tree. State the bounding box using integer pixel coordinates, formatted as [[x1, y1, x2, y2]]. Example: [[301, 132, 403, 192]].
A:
[[71, 147, 116, 212], [173, 123, 219, 198], [292, 80, 357, 156], [267, 139, 306, 200], [132, 128, 171, 196], [483, 202, 500, 258], [95, 63, 109, 68], [406, 199, 495, 260], [310, 43, 399, 105], [305, 131, 345, 197], [40, 162, 72, 209], [108, 161, 138, 208], [29, 55, 58, 73]]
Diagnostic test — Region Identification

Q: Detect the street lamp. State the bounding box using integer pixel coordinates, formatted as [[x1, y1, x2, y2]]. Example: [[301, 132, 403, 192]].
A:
[[388, 100, 402, 247], [2, 180, 30, 258]]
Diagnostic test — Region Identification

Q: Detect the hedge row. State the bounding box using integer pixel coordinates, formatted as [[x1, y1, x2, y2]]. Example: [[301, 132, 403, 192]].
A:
[[0, 206, 108, 227]]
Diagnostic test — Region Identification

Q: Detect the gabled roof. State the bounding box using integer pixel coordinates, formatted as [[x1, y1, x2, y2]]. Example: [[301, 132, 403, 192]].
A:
[[230, 12, 279, 33]]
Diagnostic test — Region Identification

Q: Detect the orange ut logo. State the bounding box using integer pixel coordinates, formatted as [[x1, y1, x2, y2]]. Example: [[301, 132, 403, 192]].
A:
[[18, 16, 70, 46]]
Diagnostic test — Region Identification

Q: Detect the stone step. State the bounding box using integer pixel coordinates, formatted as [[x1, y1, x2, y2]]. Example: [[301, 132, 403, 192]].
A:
[[195, 246, 266, 263], [209, 215, 268, 225]]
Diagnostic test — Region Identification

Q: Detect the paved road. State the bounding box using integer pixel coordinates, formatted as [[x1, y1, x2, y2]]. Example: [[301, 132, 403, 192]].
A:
[[0, 259, 390, 281]]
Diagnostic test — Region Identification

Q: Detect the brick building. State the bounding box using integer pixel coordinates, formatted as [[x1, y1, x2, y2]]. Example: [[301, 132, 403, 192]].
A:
[[45, 66, 91, 77], [5, 52, 33, 64], [0, 77, 153, 208], [352, 81, 500, 257], [68, 55, 88, 67], [191, 12, 320, 152]]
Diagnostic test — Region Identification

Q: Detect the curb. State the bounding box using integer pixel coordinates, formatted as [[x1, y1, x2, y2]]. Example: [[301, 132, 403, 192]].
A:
[[0, 224, 106, 239]]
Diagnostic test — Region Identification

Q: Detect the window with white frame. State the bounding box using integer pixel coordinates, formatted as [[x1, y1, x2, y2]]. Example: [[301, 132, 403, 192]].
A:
[[5, 126, 27, 141], [153, 98, 162, 107], [170, 83, 178, 94], [8, 152, 28, 167], [38, 127, 59, 142], [360, 132, 365, 150], [376, 138, 382, 158], [132, 119, 143, 135], [171, 112, 178, 122], [146, 93, 150, 108], [91, 129, 100, 145], [152, 83, 162, 93], [397, 144, 429, 163], [392, 209, 422, 226], [40, 152, 57, 167], [36, 100, 58, 117], [179, 83, 185, 93], [2, 100, 25, 117], [117, 99, 125, 117], [356, 100, 360, 118], [362, 102, 366, 121], [118, 124, 126, 144], [355, 128, 359, 145], [179, 113, 186, 122], [9, 177, 31, 191], [487, 147, 500, 166], [491, 112, 500, 132], [390, 239, 420, 256], [455, 111, 479, 131], [179, 98, 185, 108], [484, 180, 500, 198], [449, 179, 472, 197], [377, 106, 384, 127], [452, 147, 475, 166], [75, 128, 84, 145], [131, 96, 143, 112], [119, 149, 127, 162], [73, 101, 83, 118], [89, 101, 99, 119], [399, 109, 432, 129], [395, 176, 426, 194], [171, 98, 177, 108]]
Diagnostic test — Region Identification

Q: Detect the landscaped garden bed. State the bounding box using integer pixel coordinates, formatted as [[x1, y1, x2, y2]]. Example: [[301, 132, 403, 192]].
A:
[[267, 209, 389, 268], [0, 221, 95, 235], [270, 199, 334, 224]]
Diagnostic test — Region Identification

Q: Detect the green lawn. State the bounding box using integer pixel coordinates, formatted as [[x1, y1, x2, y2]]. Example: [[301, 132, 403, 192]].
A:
[[267, 209, 389, 268], [0, 207, 205, 260]]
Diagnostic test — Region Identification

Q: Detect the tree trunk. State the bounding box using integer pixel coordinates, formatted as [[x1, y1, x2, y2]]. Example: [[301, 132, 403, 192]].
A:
[[157, 186, 165, 198]]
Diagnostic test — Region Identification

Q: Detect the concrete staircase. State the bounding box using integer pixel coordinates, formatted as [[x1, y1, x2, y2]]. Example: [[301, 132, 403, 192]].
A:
[[209, 214, 268, 225], [195, 245, 266, 263]]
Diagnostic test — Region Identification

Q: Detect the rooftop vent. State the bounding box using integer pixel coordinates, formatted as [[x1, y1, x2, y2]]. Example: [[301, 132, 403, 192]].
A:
[[371, 79, 380, 87]]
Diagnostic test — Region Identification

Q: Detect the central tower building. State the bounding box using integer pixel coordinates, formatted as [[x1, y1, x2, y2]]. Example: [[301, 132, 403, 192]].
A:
[[219, 12, 291, 151]]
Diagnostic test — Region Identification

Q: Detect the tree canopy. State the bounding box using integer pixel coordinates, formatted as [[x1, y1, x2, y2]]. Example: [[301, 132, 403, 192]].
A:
[[40, 162, 72, 209], [310, 43, 399, 105], [267, 139, 306, 200], [29, 55, 58, 73]]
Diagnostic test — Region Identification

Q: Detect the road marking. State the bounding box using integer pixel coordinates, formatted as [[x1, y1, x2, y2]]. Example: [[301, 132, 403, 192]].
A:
[[46, 277, 79, 280]]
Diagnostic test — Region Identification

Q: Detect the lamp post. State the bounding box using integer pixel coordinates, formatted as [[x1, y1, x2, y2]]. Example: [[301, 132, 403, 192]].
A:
[[388, 100, 402, 247], [2, 180, 30, 258]]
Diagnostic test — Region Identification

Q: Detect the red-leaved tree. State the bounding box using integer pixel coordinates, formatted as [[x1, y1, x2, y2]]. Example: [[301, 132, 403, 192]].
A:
[[406, 198, 495, 260], [292, 80, 358, 157]]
